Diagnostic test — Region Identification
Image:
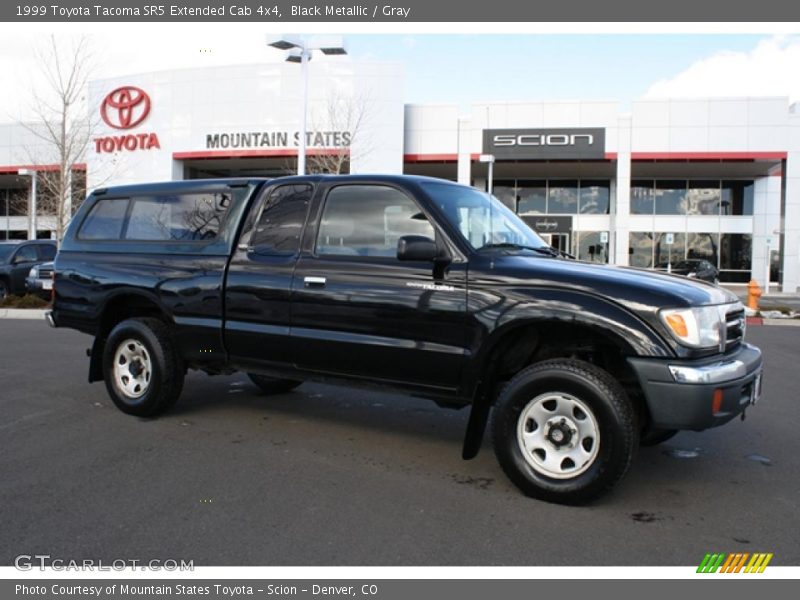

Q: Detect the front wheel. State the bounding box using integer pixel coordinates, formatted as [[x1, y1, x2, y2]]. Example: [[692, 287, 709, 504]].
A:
[[0, 279, 8, 300], [491, 359, 638, 505], [102, 317, 184, 417]]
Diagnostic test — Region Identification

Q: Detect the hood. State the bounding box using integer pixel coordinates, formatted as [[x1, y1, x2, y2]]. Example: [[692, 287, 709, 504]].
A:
[[475, 254, 738, 309]]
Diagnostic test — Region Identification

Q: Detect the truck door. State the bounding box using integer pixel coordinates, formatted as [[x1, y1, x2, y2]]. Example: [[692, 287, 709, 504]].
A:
[[224, 183, 312, 371], [290, 183, 468, 391]]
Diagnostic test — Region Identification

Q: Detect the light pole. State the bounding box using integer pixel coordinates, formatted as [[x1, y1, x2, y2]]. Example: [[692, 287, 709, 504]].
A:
[[266, 35, 348, 176], [18, 168, 37, 240], [4, 188, 9, 241], [479, 154, 495, 195]]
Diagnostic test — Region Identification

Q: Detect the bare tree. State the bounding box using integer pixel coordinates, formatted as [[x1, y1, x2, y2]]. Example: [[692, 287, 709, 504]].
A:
[[6, 188, 29, 214], [305, 91, 374, 175], [20, 35, 95, 240]]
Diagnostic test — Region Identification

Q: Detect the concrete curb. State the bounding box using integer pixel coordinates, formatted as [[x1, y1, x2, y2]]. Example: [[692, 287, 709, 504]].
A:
[[763, 318, 800, 327], [0, 309, 48, 320]]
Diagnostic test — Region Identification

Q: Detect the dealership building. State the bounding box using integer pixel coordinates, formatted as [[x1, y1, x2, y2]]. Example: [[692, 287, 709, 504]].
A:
[[2, 58, 800, 293]]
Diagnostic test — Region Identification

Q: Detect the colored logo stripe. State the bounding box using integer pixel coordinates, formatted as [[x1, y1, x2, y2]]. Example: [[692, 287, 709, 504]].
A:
[[745, 553, 773, 573], [697, 553, 773, 573]]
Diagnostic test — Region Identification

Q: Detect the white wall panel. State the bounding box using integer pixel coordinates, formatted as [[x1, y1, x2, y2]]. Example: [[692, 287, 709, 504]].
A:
[[670, 100, 709, 127]]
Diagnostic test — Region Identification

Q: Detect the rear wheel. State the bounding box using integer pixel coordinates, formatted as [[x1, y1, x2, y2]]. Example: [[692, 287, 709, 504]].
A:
[[247, 373, 302, 394], [492, 358, 638, 505], [102, 317, 184, 417]]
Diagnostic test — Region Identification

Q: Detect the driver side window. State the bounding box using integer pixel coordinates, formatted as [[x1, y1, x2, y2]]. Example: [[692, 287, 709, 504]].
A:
[[14, 245, 38, 263], [316, 185, 434, 258]]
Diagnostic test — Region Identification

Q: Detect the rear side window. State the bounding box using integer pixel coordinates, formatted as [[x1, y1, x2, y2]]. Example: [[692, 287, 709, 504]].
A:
[[78, 193, 234, 242], [79, 199, 130, 240], [249, 184, 312, 255], [125, 192, 231, 241]]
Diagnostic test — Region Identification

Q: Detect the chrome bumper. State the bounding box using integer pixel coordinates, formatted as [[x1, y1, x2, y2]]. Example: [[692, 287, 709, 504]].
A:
[[668, 359, 748, 384]]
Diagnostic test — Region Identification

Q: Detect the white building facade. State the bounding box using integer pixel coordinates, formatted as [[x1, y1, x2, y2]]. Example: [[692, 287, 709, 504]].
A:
[[405, 98, 800, 292], [1, 60, 799, 292]]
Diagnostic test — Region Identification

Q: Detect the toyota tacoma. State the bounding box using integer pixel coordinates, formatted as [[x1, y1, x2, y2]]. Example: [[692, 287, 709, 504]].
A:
[[49, 175, 763, 504]]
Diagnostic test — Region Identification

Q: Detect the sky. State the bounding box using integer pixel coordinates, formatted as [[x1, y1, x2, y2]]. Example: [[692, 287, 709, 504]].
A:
[[2, 31, 800, 121]]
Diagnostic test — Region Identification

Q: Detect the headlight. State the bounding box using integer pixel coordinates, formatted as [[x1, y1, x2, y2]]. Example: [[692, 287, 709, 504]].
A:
[[28, 266, 39, 278], [659, 306, 723, 349]]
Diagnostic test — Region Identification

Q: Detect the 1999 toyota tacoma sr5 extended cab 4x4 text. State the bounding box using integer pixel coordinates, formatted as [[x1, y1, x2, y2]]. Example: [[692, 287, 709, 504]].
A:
[[49, 175, 763, 504]]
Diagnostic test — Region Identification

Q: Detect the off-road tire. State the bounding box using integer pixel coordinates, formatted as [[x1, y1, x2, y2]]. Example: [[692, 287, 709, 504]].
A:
[[491, 358, 638, 505], [102, 317, 184, 417]]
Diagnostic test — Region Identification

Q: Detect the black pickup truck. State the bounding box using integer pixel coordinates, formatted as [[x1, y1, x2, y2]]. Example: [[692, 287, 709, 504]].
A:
[[50, 175, 763, 504]]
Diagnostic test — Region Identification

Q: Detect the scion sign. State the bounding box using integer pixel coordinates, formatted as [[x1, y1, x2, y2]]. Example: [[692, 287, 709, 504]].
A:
[[483, 128, 605, 160]]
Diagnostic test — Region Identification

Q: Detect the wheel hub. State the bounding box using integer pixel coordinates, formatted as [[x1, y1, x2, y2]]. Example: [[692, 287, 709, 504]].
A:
[[129, 360, 144, 378], [112, 339, 152, 400], [516, 392, 600, 479], [545, 417, 578, 449]]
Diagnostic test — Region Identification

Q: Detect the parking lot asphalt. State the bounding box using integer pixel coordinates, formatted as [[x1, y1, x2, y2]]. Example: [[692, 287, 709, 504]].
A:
[[1, 319, 798, 566]]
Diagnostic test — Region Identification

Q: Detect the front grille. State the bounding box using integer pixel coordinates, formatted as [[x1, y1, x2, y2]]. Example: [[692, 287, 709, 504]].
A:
[[724, 307, 745, 352], [38, 266, 54, 278]]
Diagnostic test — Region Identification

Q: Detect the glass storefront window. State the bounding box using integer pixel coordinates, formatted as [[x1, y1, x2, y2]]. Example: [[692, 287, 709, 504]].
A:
[[630, 180, 655, 215], [579, 181, 610, 214], [629, 232, 654, 268], [577, 231, 608, 263], [721, 181, 755, 216], [654, 232, 686, 267], [493, 184, 518, 212], [654, 180, 686, 215], [686, 232, 719, 264], [686, 180, 721, 215], [516, 180, 547, 214], [548, 180, 578, 214], [720, 233, 752, 272], [770, 249, 780, 283]]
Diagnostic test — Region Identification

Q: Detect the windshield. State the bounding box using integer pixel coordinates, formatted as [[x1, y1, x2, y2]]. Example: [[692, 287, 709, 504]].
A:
[[0, 245, 16, 263], [421, 182, 548, 251]]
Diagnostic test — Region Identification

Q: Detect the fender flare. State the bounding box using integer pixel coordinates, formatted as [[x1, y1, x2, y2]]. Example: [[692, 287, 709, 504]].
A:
[[88, 289, 172, 383], [461, 292, 673, 460]]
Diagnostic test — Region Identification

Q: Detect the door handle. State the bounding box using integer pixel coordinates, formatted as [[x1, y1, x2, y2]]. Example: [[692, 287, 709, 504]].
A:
[[304, 276, 327, 287]]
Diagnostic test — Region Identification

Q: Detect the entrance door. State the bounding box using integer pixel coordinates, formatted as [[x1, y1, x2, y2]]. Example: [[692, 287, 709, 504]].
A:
[[541, 233, 570, 254]]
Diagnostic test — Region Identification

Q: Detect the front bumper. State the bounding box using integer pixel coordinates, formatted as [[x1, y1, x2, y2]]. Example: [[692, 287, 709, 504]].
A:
[[628, 343, 763, 431], [25, 277, 52, 298]]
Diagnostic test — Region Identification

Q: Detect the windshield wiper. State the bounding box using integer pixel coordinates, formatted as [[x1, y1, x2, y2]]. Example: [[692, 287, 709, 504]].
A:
[[479, 242, 559, 256]]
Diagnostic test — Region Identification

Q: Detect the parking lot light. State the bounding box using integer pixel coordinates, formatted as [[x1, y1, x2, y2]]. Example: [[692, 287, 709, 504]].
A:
[[266, 35, 348, 176]]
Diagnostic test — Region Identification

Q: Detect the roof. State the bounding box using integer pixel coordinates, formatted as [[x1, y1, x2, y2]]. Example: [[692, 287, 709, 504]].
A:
[[90, 174, 463, 196]]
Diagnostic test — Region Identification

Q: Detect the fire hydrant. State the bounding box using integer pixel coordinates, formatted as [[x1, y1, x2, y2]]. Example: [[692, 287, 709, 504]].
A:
[[747, 279, 762, 310]]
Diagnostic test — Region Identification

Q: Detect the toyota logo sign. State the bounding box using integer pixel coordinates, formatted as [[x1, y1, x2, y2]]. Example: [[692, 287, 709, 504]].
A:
[[94, 85, 160, 154], [100, 86, 151, 130]]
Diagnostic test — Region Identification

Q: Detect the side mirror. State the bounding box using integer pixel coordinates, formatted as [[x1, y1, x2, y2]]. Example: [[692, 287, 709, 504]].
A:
[[397, 235, 439, 262]]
